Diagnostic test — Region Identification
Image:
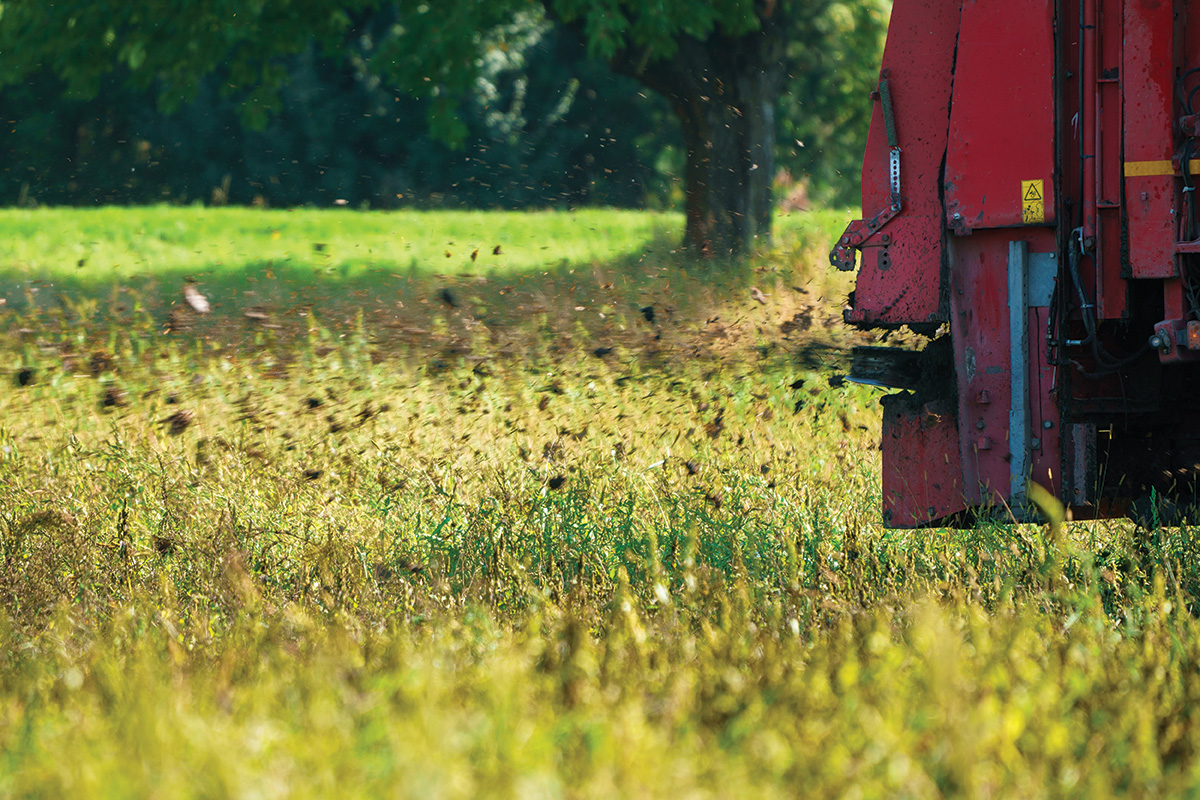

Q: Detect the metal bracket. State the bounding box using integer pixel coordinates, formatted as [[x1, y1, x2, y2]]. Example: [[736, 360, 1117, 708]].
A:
[[881, 77, 902, 206], [889, 147, 902, 205], [829, 76, 903, 272], [830, 202, 902, 271]]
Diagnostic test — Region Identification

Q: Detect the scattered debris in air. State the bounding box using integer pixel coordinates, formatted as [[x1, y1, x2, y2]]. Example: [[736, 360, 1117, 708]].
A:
[[183, 282, 210, 314]]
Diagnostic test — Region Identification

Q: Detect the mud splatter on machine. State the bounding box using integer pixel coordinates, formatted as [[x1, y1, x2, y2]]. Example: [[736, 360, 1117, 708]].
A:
[[834, 0, 1200, 526]]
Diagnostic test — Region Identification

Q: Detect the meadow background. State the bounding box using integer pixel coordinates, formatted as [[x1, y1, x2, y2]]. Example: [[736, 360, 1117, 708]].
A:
[[2, 207, 1200, 797]]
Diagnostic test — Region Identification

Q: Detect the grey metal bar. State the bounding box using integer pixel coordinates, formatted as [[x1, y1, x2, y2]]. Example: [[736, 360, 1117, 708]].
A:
[[1009, 240, 1030, 517], [1026, 252, 1057, 307]]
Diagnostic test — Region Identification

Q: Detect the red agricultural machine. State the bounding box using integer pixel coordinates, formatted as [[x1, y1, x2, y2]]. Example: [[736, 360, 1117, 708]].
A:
[[834, 0, 1200, 526]]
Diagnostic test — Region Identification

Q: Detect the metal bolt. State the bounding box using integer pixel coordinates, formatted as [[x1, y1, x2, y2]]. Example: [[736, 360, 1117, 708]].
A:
[[1043, 420, 1054, 429], [975, 419, 986, 430], [1031, 439, 1041, 450], [952, 212, 962, 220]]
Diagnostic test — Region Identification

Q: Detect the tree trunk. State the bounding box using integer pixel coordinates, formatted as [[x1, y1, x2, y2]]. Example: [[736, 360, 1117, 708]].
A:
[[613, 13, 786, 256]]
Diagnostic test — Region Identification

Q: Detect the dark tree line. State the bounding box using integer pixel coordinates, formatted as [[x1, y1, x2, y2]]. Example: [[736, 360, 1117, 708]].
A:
[[1, 21, 676, 209], [0, 1, 888, 251]]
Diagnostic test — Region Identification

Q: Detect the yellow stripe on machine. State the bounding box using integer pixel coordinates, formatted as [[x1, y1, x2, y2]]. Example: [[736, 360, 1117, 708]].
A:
[[1124, 159, 1200, 176]]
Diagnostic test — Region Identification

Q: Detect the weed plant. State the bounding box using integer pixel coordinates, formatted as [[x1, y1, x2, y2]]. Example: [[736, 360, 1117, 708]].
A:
[[0, 208, 1197, 797]]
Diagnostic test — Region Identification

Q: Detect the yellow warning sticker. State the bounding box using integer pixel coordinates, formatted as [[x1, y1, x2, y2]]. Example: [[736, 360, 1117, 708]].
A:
[[1021, 179, 1045, 224]]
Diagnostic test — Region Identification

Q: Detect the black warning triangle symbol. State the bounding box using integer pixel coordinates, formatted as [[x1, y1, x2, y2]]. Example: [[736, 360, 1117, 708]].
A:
[[1023, 183, 1043, 202]]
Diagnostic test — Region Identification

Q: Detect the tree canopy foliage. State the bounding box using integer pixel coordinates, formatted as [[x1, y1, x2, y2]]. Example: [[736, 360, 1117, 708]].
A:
[[1, 18, 677, 208], [0, 0, 888, 250]]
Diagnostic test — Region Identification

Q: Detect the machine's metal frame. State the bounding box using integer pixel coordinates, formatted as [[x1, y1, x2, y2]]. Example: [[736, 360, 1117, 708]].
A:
[[836, 0, 1200, 526]]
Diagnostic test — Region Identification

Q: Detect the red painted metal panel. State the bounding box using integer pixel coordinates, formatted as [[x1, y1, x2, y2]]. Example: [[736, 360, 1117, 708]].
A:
[[881, 397, 965, 527], [848, 217, 946, 326], [1096, 213, 1126, 319], [947, 229, 1057, 508], [843, 0, 961, 327], [943, 0, 1056, 231], [1095, 0, 1126, 319], [1097, 0, 1123, 209], [1080, 0, 1099, 243], [858, 0, 961, 218], [948, 233, 1015, 507], [1027, 307, 1061, 498], [1123, 0, 1177, 278]]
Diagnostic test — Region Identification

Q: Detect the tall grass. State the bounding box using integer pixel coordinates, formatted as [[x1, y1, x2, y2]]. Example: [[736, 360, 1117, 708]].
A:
[[0, 207, 1195, 797]]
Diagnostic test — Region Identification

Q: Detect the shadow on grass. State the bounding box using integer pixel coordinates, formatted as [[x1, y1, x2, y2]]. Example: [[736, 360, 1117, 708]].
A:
[[0, 224, 857, 378]]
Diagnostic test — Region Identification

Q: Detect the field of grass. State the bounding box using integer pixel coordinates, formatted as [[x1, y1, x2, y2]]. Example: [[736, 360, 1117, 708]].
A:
[[2, 207, 1200, 797]]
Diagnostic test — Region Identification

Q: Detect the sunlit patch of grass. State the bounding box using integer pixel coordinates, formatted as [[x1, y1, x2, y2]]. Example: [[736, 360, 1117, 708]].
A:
[[0, 206, 681, 284], [3, 208, 1200, 796], [0, 206, 862, 386]]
